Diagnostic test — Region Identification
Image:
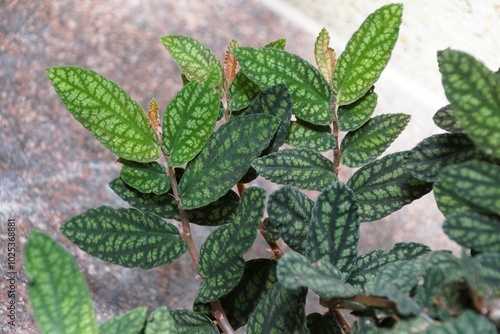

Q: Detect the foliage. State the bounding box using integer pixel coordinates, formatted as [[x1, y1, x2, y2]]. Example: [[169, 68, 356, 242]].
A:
[[26, 3, 499, 333]]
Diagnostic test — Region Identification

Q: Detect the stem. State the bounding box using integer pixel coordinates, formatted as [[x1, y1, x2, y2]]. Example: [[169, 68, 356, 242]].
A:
[[211, 300, 236, 334], [258, 219, 283, 259], [331, 100, 341, 176], [333, 309, 352, 334]]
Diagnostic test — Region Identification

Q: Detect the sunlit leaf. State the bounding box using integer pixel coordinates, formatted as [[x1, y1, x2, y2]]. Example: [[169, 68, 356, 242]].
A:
[[145, 307, 176, 334], [98, 307, 147, 334]]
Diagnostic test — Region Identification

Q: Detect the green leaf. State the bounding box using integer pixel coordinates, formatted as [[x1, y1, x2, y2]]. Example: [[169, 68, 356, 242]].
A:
[[233, 47, 333, 126], [443, 211, 500, 252], [286, 119, 335, 153], [197, 187, 266, 302], [46, 66, 161, 162], [314, 28, 336, 86], [341, 113, 411, 168], [461, 250, 494, 300], [98, 307, 147, 334], [252, 148, 338, 191], [404, 133, 476, 182], [187, 190, 240, 226], [434, 161, 500, 217], [346, 242, 430, 290], [438, 49, 500, 158], [347, 152, 432, 222], [338, 91, 378, 131], [228, 72, 261, 111], [160, 35, 223, 88], [179, 114, 280, 209], [427, 310, 497, 334], [307, 313, 343, 334], [170, 310, 220, 334], [262, 217, 281, 242], [119, 160, 170, 195], [247, 283, 308, 334], [278, 252, 359, 298], [332, 4, 403, 105], [60, 206, 187, 269], [162, 81, 220, 166], [25, 230, 98, 334], [267, 186, 313, 254], [433, 104, 465, 133], [265, 38, 287, 50], [306, 181, 359, 273], [476, 252, 500, 292], [146, 307, 176, 334]]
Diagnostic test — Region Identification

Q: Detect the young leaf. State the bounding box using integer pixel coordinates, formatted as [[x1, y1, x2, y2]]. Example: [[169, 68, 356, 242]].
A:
[[247, 283, 308, 334], [119, 160, 170, 195], [160, 35, 223, 88], [147, 98, 161, 136], [433, 104, 465, 133], [98, 307, 147, 334], [60, 206, 187, 269], [162, 81, 220, 166], [427, 310, 497, 334], [306, 181, 360, 273], [170, 310, 220, 334], [340, 113, 411, 168], [314, 28, 336, 86], [179, 114, 280, 209], [268, 185, 313, 254], [277, 252, 359, 298], [46, 66, 161, 162], [346, 151, 432, 222], [233, 47, 334, 126], [286, 119, 335, 153], [332, 4, 403, 105], [404, 133, 476, 182], [146, 307, 177, 334], [438, 49, 500, 158], [338, 91, 378, 131], [25, 231, 98, 334], [224, 38, 239, 88], [252, 148, 338, 191]]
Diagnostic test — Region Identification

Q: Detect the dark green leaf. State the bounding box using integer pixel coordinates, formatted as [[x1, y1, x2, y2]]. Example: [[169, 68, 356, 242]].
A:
[[438, 49, 500, 158], [179, 114, 280, 209], [170, 310, 220, 334], [347, 152, 433, 222], [262, 217, 281, 242], [60, 206, 187, 269], [341, 113, 410, 168], [444, 211, 500, 252], [338, 91, 377, 131], [25, 231, 98, 334], [314, 28, 336, 86], [286, 119, 335, 153], [405, 133, 476, 182], [461, 250, 494, 300], [347, 242, 430, 290], [332, 4, 403, 105], [98, 307, 147, 334], [433, 104, 465, 133], [146, 307, 176, 334], [307, 312, 343, 334], [197, 259, 245, 304], [267, 186, 313, 254], [247, 283, 308, 334], [46, 66, 160, 162], [119, 160, 170, 195], [278, 252, 359, 298], [306, 181, 359, 273], [252, 148, 337, 191], [476, 253, 500, 292], [233, 47, 333, 126], [228, 72, 260, 111], [187, 190, 240, 226], [162, 81, 220, 166], [427, 310, 497, 334]]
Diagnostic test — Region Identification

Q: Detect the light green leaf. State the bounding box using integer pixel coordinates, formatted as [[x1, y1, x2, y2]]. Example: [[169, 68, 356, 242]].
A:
[[268, 186, 313, 254], [160, 35, 223, 88], [286, 119, 335, 153], [170, 310, 220, 334], [179, 114, 280, 209], [25, 230, 98, 334], [347, 152, 432, 222], [252, 148, 337, 191], [233, 47, 333, 126], [60, 206, 187, 269], [405, 133, 476, 182], [332, 4, 403, 105], [247, 284, 308, 334], [427, 310, 497, 334], [98, 307, 147, 334], [46, 66, 161, 162], [119, 160, 170, 195], [278, 252, 359, 298], [341, 113, 410, 168], [306, 181, 359, 273], [146, 307, 176, 334], [314, 28, 336, 86], [338, 91, 378, 131], [265, 38, 287, 50], [162, 81, 220, 166], [433, 104, 465, 133], [438, 49, 500, 158], [307, 313, 343, 334]]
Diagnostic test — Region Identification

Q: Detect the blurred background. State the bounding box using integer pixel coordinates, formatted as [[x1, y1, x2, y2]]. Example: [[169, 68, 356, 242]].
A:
[[1, 0, 499, 332]]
